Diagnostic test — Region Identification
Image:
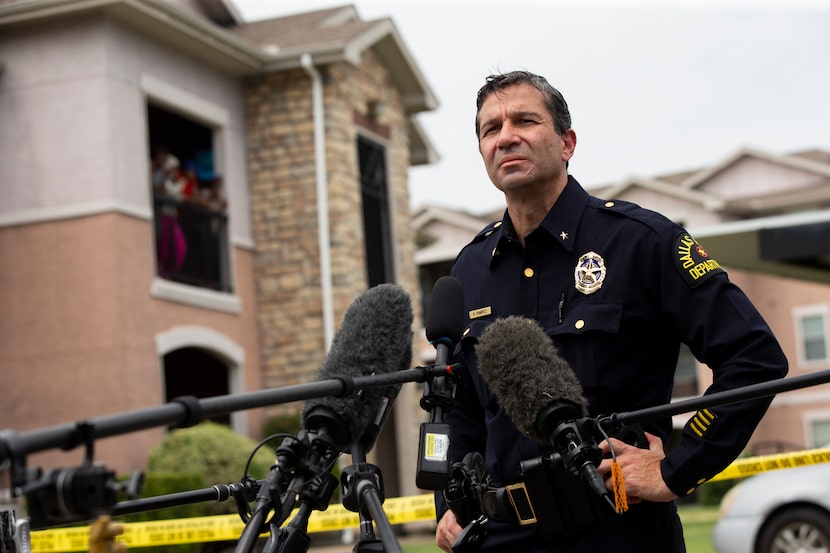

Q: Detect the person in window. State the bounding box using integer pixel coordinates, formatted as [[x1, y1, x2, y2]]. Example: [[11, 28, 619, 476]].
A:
[[155, 154, 188, 275], [150, 146, 174, 193], [434, 70, 788, 553]]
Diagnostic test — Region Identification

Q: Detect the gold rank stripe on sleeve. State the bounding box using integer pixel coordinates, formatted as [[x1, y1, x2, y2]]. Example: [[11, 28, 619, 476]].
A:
[[688, 408, 716, 437]]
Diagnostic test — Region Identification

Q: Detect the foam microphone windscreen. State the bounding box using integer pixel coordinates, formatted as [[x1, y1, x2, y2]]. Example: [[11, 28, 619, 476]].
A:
[[425, 276, 466, 345], [475, 316, 588, 442], [301, 284, 413, 451]]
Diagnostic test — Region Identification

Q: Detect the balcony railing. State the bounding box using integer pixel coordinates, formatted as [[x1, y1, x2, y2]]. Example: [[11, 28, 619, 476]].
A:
[[153, 194, 231, 292]]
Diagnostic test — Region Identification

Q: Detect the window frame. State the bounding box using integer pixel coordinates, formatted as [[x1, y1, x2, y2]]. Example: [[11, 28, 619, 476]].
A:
[[793, 304, 830, 369], [142, 75, 239, 311]]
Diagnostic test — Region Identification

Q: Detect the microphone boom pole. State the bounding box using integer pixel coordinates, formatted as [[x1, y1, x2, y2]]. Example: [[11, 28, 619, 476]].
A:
[[0, 366, 449, 463], [602, 367, 830, 430]]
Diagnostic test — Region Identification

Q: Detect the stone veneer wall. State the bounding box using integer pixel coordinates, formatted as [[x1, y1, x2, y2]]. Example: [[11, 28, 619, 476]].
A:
[[243, 50, 425, 496]]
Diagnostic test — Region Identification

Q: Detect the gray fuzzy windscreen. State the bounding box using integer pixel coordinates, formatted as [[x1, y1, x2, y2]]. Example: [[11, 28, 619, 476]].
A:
[[476, 316, 587, 442], [301, 284, 413, 450]]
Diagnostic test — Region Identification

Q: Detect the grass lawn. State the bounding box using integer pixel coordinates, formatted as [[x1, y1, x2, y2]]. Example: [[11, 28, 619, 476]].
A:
[[398, 504, 720, 553], [679, 504, 720, 553]]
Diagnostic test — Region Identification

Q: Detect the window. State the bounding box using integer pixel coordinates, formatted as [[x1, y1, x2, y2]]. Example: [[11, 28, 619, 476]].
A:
[[148, 103, 231, 292], [357, 135, 395, 286], [803, 315, 828, 361], [795, 306, 829, 367], [809, 417, 830, 448]]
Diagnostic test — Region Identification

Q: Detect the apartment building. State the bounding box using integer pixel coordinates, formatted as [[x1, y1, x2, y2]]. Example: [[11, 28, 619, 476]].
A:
[[0, 0, 437, 502]]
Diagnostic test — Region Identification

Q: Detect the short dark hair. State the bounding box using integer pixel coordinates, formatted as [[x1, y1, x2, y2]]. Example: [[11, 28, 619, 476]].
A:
[[475, 71, 572, 137]]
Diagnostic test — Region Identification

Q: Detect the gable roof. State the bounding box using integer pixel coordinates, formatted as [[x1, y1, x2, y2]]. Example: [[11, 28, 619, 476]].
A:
[[593, 148, 830, 216], [680, 147, 830, 191], [413, 204, 494, 265], [596, 175, 726, 212], [231, 5, 438, 113], [0, 0, 439, 164]]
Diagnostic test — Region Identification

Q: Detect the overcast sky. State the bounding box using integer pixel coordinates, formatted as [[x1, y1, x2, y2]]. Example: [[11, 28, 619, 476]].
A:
[[234, 1, 830, 214]]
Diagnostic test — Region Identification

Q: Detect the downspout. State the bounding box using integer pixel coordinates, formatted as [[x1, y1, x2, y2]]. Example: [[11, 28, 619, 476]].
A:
[[301, 53, 335, 351]]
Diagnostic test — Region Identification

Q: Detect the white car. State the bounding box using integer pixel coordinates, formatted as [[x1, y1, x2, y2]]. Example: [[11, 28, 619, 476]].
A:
[[712, 462, 830, 553]]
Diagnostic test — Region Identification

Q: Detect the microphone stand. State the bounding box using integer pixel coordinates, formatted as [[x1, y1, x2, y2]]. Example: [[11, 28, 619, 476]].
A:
[[265, 464, 339, 553], [235, 430, 340, 553], [262, 430, 340, 553], [340, 443, 402, 553], [234, 435, 305, 553]]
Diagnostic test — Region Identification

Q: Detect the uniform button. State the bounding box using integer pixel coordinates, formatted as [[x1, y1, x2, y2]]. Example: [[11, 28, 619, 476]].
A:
[[523, 267, 534, 278], [463, 327, 471, 336], [494, 221, 503, 228], [575, 320, 585, 330], [605, 201, 615, 208], [492, 248, 499, 257], [484, 230, 493, 237]]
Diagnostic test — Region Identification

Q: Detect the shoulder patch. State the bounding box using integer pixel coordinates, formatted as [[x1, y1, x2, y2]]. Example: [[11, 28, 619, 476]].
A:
[[673, 232, 725, 287]]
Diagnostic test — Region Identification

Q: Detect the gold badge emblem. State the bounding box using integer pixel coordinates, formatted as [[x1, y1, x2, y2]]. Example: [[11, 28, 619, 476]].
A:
[[574, 251, 606, 295]]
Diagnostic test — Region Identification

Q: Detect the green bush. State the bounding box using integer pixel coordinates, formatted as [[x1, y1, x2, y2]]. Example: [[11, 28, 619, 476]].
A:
[[146, 422, 276, 515], [115, 422, 278, 553]]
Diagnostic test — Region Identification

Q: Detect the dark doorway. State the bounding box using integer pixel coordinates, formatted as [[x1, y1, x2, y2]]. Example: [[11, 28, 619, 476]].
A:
[[163, 347, 230, 425]]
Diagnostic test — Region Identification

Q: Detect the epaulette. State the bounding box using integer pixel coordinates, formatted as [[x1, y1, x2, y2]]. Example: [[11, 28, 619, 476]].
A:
[[470, 219, 503, 243], [590, 196, 672, 234], [591, 196, 726, 287]]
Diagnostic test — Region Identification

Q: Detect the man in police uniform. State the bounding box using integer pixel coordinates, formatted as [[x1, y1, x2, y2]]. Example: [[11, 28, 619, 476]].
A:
[[434, 71, 788, 552]]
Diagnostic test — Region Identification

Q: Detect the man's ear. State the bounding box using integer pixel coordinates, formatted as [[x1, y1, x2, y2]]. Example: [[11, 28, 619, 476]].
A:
[[562, 128, 577, 162]]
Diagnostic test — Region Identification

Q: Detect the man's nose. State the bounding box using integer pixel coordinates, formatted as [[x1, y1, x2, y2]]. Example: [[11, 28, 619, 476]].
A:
[[496, 121, 520, 148]]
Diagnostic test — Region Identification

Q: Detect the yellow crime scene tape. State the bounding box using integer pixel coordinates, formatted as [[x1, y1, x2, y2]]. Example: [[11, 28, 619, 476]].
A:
[[707, 446, 830, 482], [30, 448, 830, 551], [30, 494, 437, 551]]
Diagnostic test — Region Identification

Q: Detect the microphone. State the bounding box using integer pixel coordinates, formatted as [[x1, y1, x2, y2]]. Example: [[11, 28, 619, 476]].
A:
[[417, 276, 466, 489], [475, 316, 608, 500], [301, 283, 414, 453], [237, 284, 413, 553]]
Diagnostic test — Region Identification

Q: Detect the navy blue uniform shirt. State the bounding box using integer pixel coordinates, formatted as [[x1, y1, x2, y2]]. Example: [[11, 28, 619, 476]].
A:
[[440, 176, 788, 552]]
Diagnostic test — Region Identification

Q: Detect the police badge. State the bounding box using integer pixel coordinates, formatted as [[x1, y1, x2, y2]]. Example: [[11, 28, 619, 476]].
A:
[[574, 251, 606, 295]]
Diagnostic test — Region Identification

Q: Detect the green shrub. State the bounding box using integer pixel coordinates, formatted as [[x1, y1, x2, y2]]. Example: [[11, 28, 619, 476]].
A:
[[114, 422, 278, 553], [147, 422, 276, 515]]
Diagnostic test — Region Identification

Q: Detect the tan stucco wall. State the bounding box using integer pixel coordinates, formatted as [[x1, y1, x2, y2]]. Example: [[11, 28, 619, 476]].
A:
[[0, 213, 263, 472]]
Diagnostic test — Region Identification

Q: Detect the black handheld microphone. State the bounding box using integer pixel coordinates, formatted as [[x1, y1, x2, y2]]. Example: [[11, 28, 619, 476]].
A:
[[416, 276, 465, 490], [475, 316, 608, 500]]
